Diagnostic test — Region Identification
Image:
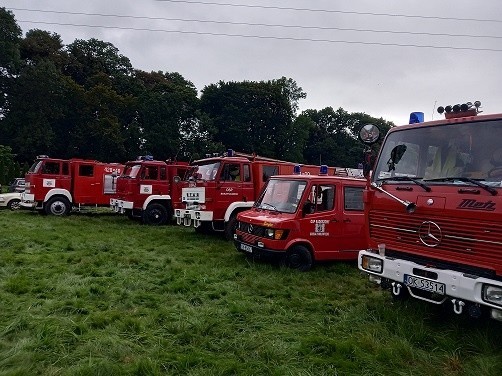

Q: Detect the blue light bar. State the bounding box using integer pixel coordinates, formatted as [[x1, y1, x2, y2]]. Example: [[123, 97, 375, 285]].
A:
[[409, 112, 424, 124], [293, 165, 301, 174], [319, 165, 328, 175], [227, 149, 234, 157]]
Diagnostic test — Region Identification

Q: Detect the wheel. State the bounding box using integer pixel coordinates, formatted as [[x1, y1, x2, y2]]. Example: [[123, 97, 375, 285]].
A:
[[224, 215, 238, 241], [286, 245, 313, 272], [45, 196, 71, 216], [7, 199, 20, 211], [143, 203, 168, 225]]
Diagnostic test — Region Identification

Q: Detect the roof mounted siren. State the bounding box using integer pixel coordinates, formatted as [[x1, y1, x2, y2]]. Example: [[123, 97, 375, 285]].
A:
[[319, 165, 328, 176], [437, 101, 481, 119], [409, 112, 424, 124], [293, 165, 302, 174]]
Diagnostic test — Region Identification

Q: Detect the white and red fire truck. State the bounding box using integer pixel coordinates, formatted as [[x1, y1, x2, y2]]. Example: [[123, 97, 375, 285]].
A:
[[358, 101, 502, 321], [110, 156, 189, 225], [233, 166, 366, 271], [21, 155, 124, 216], [174, 150, 360, 239]]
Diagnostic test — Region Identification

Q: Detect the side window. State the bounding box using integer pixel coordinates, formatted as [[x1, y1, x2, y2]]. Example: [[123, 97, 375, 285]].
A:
[[243, 164, 251, 182], [307, 185, 335, 212], [160, 167, 167, 180], [263, 165, 279, 182], [344, 186, 364, 211], [141, 166, 158, 180], [79, 165, 94, 177], [221, 164, 241, 181], [42, 161, 61, 175]]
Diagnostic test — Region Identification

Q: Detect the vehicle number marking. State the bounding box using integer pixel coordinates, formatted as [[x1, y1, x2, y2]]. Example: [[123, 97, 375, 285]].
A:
[[404, 274, 445, 295], [240, 244, 252, 253]]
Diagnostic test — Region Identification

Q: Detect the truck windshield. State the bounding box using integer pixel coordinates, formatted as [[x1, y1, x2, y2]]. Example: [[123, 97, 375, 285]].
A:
[[187, 162, 221, 181], [373, 119, 502, 187], [256, 179, 308, 213], [122, 164, 141, 178], [28, 160, 43, 173]]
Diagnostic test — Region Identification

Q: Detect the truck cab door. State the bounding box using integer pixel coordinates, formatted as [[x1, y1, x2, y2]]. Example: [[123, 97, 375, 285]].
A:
[[73, 163, 97, 204], [337, 185, 366, 254], [215, 163, 246, 219], [298, 183, 342, 260]]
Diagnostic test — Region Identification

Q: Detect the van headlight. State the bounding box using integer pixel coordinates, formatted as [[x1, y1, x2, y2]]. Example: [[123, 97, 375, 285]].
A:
[[264, 228, 288, 240], [361, 255, 383, 273], [483, 285, 502, 307]]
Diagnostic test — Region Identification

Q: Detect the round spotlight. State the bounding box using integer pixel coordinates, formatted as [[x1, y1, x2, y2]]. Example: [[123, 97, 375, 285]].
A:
[[437, 106, 445, 114], [474, 100, 481, 108], [460, 103, 469, 111], [445, 105, 452, 113], [452, 104, 461, 112]]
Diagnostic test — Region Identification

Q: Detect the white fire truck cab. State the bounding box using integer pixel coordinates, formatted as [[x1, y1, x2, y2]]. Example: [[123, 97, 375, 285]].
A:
[[233, 167, 366, 271]]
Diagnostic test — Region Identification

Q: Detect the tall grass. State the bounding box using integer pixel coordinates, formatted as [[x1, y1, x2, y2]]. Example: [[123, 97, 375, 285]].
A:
[[0, 210, 500, 375]]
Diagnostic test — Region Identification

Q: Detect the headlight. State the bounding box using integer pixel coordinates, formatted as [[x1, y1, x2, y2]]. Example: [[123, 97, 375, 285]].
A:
[[361, 255, 383, 273], [264, 228, 288, 240], [483, 285, 502, 307]]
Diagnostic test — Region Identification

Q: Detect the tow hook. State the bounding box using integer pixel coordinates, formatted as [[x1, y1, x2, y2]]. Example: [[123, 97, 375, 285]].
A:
[[451, 299, 465, 315], [391, 282, 402, 296]]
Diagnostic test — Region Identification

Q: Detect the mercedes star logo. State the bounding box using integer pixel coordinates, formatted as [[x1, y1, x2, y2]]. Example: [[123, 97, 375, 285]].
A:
[[248, 224, 253, 234], [418, 221, 442, 247]]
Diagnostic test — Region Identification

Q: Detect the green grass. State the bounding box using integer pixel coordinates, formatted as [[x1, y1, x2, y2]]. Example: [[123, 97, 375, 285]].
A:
[[0, 210, 500, 375]]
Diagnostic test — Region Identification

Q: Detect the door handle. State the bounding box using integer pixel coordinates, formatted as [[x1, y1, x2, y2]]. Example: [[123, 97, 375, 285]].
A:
[[343, 218, 351, 223]]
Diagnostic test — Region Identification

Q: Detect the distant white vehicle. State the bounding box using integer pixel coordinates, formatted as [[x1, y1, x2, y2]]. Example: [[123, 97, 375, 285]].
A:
[[0, 192, 22, 210]]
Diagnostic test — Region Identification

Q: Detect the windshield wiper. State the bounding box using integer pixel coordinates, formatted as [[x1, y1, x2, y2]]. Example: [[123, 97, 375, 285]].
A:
[[260, 202, 278, 211], [379, 176, 431, 192], [424, 177, 498, 196]]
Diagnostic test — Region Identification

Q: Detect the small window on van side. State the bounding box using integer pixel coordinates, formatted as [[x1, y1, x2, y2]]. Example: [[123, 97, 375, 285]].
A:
[[79, 165, 94, 177], [263, 165, 279, 182], [344, 186, 364, 211]]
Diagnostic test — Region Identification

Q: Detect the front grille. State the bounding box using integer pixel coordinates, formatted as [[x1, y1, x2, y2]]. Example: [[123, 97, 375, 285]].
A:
[[369, 210, 502, 274]]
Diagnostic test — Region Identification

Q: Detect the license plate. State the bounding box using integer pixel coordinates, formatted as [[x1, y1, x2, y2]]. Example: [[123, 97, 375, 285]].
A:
[[240, 243, 252, 253], [404, 274, 445, 295]]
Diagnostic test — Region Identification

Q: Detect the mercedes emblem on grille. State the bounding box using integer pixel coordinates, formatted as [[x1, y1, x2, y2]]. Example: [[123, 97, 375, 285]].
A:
[[248, 224, 253, 233], [418, 221, 442, 247]]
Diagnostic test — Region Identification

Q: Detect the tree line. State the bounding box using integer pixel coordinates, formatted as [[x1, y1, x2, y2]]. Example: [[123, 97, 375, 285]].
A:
[[0, 7, 393, 184]]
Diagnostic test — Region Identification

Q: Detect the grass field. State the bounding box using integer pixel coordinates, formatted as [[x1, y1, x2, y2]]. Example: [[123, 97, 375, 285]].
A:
[[0, 210, 501, 376]]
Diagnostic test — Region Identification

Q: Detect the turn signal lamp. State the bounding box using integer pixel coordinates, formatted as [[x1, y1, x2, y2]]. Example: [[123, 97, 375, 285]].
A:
[[294, 165, 301, 174]]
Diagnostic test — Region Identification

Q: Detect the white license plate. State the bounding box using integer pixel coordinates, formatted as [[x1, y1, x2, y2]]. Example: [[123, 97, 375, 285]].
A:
[[404, 274, 445, 295], [240, 243, 253, 253]]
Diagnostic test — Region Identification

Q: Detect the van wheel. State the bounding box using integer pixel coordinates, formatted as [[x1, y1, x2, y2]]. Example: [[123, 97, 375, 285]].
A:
[[8, 199, 21, 211], [224, 215, 238, 241], [143, 203, 168, 225], [286, 245, 313, 272], [45, 197, 71, 216]]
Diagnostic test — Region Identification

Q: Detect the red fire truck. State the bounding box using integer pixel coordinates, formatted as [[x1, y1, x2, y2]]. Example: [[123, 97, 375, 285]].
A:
[[110, 156, 189, 225], [233, 167, 366, 271], [173, 150, 359, 239], [357, 101, 502, 321], [21, 155, 124, 216]]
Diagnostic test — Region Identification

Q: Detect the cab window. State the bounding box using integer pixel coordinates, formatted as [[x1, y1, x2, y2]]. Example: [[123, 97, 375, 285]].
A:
[[308, 184, 336, 212], [42, 161, 61, 175], [344, 186, 364, 211], [79, 165, 94, 177]]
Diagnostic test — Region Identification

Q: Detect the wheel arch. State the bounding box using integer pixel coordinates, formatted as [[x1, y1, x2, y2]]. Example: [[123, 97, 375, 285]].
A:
[[44, 189, 72, 205]]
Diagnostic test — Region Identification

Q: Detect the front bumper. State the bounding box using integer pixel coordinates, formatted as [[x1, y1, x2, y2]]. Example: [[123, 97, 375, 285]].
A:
[[233, 234, 285, 260], [20, 193, 37, 209], [110, 198, 134, 213], [358, 249, 502, 311], [174, 208, 213, 227]]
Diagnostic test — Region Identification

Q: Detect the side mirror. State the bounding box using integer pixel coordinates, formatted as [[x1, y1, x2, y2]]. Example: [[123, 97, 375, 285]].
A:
[[302, 202, 314, 217], [173, 175, 181, 183]]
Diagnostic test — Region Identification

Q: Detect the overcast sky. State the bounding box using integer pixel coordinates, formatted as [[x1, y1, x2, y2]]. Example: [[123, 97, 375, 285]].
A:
[[4, 0, 502, 126]]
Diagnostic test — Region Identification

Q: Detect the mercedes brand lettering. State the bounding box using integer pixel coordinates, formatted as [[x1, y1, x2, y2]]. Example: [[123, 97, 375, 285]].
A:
[[418, 221, 442, 247]]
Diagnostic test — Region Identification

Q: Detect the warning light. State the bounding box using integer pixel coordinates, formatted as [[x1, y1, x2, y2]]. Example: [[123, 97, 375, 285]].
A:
[[293, 165, 301, 174], [319, 165, 328, 175]]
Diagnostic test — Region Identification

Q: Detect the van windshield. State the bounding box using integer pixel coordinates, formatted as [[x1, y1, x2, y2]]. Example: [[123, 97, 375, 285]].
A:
[[187, 162, 221, 181], [373, 119, 502, 187], [28, 160, 43, 173], [256, 179, 308, 213]]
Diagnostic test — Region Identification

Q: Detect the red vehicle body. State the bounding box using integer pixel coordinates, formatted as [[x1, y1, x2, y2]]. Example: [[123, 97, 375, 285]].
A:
[[234, 172, 366, 271], [21, 155, 124, 215], [358, 103, 502, 321], [110, 157, 189, 225], [173, 150, 361, 239]]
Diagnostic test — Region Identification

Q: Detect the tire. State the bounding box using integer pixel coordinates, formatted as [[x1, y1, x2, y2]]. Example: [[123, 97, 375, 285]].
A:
[[7, 199, 21, 211], [224, 215, 238, 241], [143, 203, 168, 225], [286, 245, 313, 272], [45, 196, 71, 216]]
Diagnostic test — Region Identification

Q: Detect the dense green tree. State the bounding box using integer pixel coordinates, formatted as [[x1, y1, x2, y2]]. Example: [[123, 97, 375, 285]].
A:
[[299, 107, 393, 168], [0, 7, 22, 118], [0, 145, 20, 186], [199, 77, 307, 161], [20, 29, 66, 68]]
